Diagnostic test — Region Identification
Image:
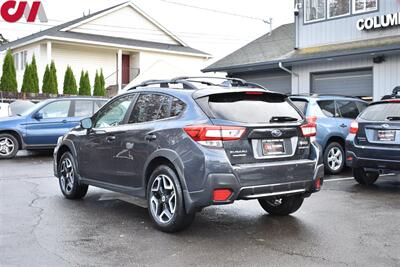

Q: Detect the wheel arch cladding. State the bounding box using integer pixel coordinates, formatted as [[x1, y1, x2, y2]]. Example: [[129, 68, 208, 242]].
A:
[[57, 141, 78, 167], [326, 136, 345, 150], [143, 150, 187, 197], [0, 130, 23, 149]]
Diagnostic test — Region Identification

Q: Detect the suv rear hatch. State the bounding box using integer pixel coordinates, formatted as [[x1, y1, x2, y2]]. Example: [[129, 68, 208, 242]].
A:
[[191, 90, 317, 186], [354, 101, 400, 160]]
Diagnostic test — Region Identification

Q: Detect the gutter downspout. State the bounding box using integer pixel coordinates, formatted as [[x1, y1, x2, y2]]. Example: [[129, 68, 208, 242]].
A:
[[279, 62, 300, 94]]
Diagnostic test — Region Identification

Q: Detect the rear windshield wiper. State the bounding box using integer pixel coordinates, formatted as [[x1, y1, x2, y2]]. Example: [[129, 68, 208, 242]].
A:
[[386, 116, 400, 121], [269, 116, 299, 123]]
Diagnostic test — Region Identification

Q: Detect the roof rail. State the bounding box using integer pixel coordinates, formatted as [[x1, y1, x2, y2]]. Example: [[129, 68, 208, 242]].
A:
[[128, 76, 266, 91]]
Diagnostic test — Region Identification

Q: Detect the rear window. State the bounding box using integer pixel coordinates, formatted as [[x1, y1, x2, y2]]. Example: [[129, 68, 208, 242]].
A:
[[360, 102, 400, 121], [204, 92, 302, 124], [290, 99, 308, 115]]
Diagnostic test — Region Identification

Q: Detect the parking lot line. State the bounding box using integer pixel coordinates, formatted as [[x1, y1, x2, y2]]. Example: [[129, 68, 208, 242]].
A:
[[325, 173, 395, 182]]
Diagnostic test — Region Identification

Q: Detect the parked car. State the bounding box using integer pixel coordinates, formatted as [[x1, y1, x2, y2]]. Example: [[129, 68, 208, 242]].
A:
[[0, 102, 9, 118], [346, 98, 400, 185], [9, 100, 35, 116], [290, 95, 368, 174], [54, 77, 324, 233], [0, 97, 107, 159]]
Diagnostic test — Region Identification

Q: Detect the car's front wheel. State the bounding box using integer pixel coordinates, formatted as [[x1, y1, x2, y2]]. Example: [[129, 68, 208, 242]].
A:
[[353, 168, 379, 185], [0, 133, 19, 159], [58, 152, 88, 199], [147, 165, 195, 232], [258, 195, 304, 216]]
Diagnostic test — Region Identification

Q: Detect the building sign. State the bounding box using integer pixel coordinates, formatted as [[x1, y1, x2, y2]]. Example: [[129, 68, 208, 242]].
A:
[[0, 1, 47, 23], [357, 12, 400, 31]]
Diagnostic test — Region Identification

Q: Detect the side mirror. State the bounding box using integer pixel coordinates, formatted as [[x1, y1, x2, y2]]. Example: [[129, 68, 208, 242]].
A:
[[34, 112, 43, 120], [80, 118, 93, 130]]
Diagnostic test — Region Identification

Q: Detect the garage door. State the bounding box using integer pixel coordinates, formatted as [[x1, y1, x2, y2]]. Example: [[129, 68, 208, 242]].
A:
[[232, 71, 291, 94], [311, 69, 373, 97]]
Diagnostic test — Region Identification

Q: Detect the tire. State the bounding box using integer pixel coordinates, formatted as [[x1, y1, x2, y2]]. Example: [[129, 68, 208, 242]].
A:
[[324, 142, 345, 175], [0, 133, 19, 159], [258, 195, 304, 216], [147, 165, 195, 233], [353, 168, 379, 186], [58, 152, 88, 199]]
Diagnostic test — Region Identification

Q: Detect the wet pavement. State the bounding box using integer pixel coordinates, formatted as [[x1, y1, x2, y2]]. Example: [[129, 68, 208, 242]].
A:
[[1, 151, 399, 266]]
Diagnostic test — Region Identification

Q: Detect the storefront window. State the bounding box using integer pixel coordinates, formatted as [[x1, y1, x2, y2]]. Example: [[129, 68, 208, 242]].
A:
[[353, 0, 378, 14], [305, 0, 326, 23], [328, 0, 350, 18]]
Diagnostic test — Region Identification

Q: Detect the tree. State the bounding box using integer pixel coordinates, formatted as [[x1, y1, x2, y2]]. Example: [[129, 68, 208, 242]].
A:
[[21, 63, 33, 93], [0, 49, 17, 92], [63, 66, 78, 95], [42, 64, 57, 94], [93, 70, 106, 96], [79, 70, 91, 96], [30, 55, 39, 93], [50, 61, 58, 92]]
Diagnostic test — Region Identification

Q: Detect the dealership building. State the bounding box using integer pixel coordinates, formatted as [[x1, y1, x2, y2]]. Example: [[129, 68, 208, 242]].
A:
[[203, 0, 400, 101]]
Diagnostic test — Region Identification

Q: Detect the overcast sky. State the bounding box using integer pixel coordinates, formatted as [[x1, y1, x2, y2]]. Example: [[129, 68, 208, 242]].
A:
[[0, 0, 294, 61]]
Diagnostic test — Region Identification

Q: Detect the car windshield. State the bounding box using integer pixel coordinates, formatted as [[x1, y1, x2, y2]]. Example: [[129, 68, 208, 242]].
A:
[[360, 102, 400, 121], [205, 92, 302, 124]]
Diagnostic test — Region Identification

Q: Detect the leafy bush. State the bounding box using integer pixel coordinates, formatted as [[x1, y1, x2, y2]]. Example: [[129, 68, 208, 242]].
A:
[[79, 71, 91, 96], [63, 66, 78, 95], [0, 49, 17, 92]]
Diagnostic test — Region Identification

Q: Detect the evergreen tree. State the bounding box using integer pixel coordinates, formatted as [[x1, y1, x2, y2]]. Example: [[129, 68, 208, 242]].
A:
[[93, 70, 105, 96], [63, 66, 78, 95], [21, 63, 33, 93], [0, 49, 17, 92], [79, 71, 91, 96], [42, 64, 57, 94], [30, 55, 39, 93], [50, 61, 58, 93]]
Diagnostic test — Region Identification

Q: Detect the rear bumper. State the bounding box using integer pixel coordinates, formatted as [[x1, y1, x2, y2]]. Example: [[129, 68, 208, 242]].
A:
[[346, 151, 400, 172], [184, 161, 324, 213]]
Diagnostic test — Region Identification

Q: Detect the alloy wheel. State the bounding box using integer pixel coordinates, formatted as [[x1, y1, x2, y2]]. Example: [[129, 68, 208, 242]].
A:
[[327, 146, 343, 171], [60, 158, 75, 194], [150, 174, 177, 224], [0, 137, 15, 157]]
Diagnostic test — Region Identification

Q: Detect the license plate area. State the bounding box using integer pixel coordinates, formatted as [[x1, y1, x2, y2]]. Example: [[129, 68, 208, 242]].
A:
[[377, 130, 396, 141], [262, 139, 285, 156]]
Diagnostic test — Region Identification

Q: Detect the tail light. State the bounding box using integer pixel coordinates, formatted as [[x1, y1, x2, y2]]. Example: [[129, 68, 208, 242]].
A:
[[183, 125, 246, 147], [350, 121, 359, 134], [213, 189, 233, 201], [300, 122, 317, 137]]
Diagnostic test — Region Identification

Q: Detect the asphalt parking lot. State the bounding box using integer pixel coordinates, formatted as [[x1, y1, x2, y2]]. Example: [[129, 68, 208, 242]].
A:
[[1, 151, 399, 267]]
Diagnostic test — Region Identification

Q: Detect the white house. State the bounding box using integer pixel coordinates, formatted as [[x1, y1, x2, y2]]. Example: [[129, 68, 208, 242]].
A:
[[0, 1, 210, 95]]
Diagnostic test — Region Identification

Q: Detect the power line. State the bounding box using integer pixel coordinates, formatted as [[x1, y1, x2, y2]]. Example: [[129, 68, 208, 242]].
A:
[[158, 0, 270, 23]]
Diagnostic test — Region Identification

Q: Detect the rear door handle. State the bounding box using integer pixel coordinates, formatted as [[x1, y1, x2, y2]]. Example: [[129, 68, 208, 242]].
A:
[[106, 135, 116, 143], [145, 134, 157, 141], [340, 124, 347, 128]]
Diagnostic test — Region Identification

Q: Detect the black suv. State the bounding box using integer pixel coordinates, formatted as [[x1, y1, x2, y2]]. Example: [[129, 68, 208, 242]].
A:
[[54, 77, 324, 232], [346, 96, 400, 185]]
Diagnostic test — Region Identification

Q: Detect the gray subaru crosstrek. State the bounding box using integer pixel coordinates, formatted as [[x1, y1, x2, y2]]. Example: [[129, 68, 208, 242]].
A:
[[54, 77, 324, 232]]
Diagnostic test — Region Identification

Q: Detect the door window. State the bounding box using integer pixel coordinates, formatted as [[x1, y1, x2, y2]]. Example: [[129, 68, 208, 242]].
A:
[[94, 95, 134, 128], [317, 100, 336, 117], [337, 100, 360, 119], [40, 101, 71, 119], [128, 94, 171, 124], [170, 97, 186, 117], [74, 100, 94, 117]]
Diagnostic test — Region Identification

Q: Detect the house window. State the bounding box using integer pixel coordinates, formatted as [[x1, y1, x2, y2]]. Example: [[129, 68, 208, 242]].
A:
[[353, 0, 378, 14], [20, 51, 27, 70], [328, 0, 350, 18], [305, 0, 326, 23], [13, 53, 19, 70]]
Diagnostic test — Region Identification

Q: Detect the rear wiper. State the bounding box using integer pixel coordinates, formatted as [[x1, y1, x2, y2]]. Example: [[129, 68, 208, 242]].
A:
[[386, 116, 400, 121], [269, 116, 299, 123]]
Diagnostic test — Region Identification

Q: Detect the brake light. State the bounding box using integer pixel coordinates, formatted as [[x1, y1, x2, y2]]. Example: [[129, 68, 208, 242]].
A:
[[307, 116, 317, 124], [300, 122, 316, 137], [350, 121, 359, 134], [183, 125, 246, 147], [213, 189, 232, 201], [387, 99, 400, 103], [245, 91, 264, 95]]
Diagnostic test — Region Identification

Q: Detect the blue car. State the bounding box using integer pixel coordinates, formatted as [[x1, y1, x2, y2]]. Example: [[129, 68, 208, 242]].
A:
[[290, 95, 368, 174], [0, 97, 107, 159]]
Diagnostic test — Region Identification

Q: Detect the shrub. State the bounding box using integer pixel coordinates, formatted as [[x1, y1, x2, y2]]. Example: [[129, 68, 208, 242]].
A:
[[63, 66, 78, 95], [50, 61, 58, 92], [0, 49, 17, 92], [21, 63, 32, 93], [30, 55, 39, 93], [42, 64, 57, 94], [93, 70, 106, 96], [79, 71, 91, 96]]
